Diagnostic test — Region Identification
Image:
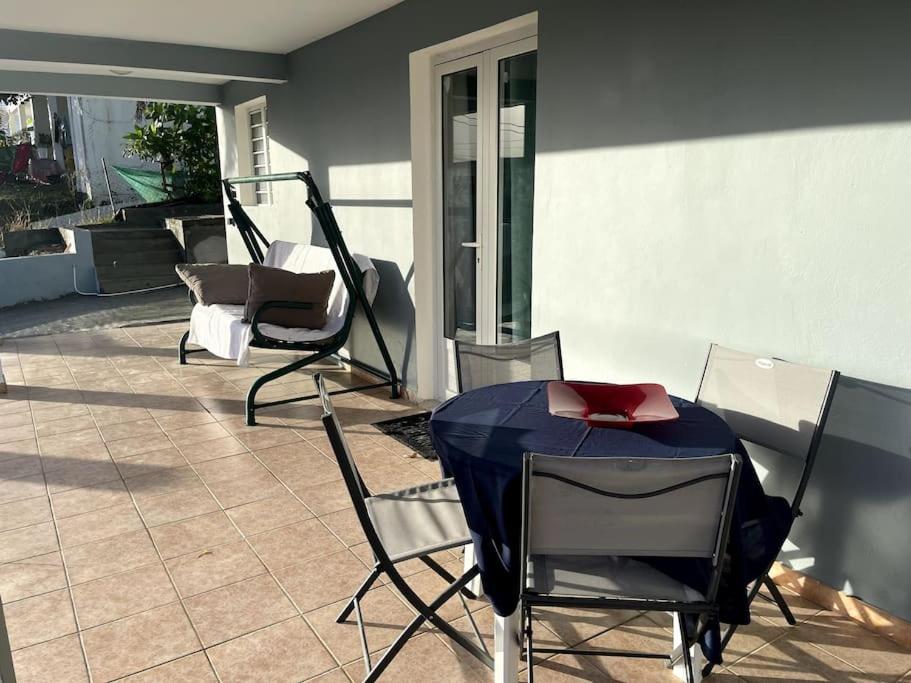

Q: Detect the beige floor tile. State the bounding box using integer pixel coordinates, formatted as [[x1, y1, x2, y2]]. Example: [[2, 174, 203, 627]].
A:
[[0, 495, 52, 532], [6, 588, 76, 650], [206, 470, 287, 508], [177, 434, 248, 464], [150, 511, 242, 560], [232, 425, 304, 452], [117, 447, 187, 479], [566, 616, 678, 682], [0, 411, 33, 429], [0, 551, 67, 602], [184, 574, 296, 647], [253, 441, 340, 485], [107, 432, 175, 460], [167, 422, 231, 449], [11, 634, 89, 683], [125, 465, 203, 500], [0, 454, 43, 480], [153, 408, 216, 433], [166, 541, 267, 598], [136, 487, 220, 527], [0, 521, 58, 563], [33, 415, 97, 439], [752, 587, 824, 627], [224, 491, 313, 537], [50, 479, 132, 519], [729, 631, 869, 681], [71, 562, 178, 629], [275, 548, 371, 614], [62, 529, 159, 585], [56, 503, 144, 548], [305, 586, 416, 665], [517, 652, 608, 682], [291, 479, 354, 517], [194, 453, 271, 484], [248, 519, 345, 572], [534, 607, 642, 649], [44, 461, 120, 495], [389, 561, 488, 623], [119, 651, 218, 681], [0, 423, 42, 445], [0, 473, 46, 505], [343, 630, 491, 682], [208, 617, 337, 683], [81, 603, 201, 682], [792, 613, 911, 678], [98, 418, 163, 443], [318, 507, 366, 547]]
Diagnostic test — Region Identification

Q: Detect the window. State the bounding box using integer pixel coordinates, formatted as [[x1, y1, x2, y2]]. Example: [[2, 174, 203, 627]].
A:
[[248, 105, 271, 204], [234, 96, 271, 206]]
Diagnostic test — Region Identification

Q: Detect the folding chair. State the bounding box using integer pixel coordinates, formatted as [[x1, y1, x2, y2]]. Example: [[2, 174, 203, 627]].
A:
[[520, 453, 742, 683], [454, 331, 564, 393], [314, 374, 493, 681], [695, 343, 839, 675]]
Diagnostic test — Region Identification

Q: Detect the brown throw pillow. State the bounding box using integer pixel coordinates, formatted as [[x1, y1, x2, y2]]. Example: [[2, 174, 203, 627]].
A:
[[244, 264, 335, 329], [175, 264, 249, 305]]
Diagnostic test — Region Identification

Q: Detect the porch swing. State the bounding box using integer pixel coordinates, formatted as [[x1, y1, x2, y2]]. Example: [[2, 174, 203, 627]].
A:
[[178, 171, 400, 425]]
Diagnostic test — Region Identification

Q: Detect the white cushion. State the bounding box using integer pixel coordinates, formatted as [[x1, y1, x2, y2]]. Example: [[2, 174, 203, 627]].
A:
[[187, 241, 378, 366]]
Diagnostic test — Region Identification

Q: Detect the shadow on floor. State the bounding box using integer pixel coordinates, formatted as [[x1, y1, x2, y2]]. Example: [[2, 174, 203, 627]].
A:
[[0, 287, 192, 339]]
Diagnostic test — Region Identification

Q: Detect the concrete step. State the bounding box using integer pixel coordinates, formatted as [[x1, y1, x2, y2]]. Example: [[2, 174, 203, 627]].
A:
[[92, 246, 183, 267], [96, 263, 182, 294]]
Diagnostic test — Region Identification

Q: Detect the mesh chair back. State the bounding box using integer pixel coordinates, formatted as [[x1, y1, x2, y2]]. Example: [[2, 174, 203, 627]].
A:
[[696, 345, 838, 512], [523, 454, 741, 563], [454, 331, 564, 393]]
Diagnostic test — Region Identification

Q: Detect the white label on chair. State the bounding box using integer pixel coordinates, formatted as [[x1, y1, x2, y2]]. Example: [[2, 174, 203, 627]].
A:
[[755, 358, 774, 370]]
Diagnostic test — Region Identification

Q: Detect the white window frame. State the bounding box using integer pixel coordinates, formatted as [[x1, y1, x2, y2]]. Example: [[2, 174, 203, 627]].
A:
[[234, 96, 272, 206]]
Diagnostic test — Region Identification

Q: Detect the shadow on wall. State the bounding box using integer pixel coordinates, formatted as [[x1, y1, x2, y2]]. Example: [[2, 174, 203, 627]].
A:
[[336, 257, 416, 390], [756, 376, 911, 623], [537, 0, 911, 152]]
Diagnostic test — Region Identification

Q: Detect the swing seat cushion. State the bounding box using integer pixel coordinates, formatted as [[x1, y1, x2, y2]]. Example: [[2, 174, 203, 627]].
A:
[[175, 263, 249, 305], [186, 241, 379, 366]]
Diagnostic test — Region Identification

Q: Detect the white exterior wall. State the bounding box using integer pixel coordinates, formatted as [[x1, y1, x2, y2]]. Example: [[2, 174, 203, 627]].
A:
[[68, 96, 157, 204], [532, 124, 911, 397]]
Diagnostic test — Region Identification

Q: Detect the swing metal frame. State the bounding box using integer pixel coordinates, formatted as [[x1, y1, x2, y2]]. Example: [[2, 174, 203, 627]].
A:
[[178, 171, 400, 425]]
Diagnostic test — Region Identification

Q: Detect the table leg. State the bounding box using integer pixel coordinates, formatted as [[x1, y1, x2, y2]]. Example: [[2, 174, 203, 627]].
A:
[[0, 358, 6, 394], [463, 543, 484, 598], [494, 609, 521, 683], [671, 613, 703, 682]]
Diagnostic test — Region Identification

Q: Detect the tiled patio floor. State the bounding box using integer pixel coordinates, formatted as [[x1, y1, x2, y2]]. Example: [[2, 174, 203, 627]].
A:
[[0, 323, 910, 682]]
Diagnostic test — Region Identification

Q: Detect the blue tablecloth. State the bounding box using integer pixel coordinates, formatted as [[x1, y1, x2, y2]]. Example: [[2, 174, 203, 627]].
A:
[[429, 380, 792, 663]]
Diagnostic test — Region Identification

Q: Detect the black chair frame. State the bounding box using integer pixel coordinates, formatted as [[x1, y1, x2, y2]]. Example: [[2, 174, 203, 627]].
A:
[[315, 374, 493, 681], [519, 453, 743, 683], [178, 171, 400, 426], [695, 344, 839, 677]]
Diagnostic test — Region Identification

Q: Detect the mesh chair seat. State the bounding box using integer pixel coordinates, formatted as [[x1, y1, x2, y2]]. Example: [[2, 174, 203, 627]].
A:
[[365, 478, 471, 563], [527, 554, 706, 603]]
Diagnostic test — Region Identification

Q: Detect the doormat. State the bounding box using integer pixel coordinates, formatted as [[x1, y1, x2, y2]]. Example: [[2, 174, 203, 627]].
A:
[[372, 411, 437, 461]]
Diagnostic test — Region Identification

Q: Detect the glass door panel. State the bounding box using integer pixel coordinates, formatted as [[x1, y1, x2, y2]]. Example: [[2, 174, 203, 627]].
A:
[[496, 50, 537, 342], [441, 67, 479, 342]]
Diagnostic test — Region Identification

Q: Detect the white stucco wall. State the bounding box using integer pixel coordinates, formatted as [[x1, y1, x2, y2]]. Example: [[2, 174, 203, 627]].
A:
[[68, 96, 157, 204], [532, 124, 911, 397]]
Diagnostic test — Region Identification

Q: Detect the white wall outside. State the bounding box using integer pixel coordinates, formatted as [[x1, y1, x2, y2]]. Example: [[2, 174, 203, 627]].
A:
[[67, 96, 157, 205]]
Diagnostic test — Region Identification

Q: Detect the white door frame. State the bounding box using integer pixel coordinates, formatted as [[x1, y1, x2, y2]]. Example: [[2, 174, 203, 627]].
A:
[[409, 12, 538, 400]]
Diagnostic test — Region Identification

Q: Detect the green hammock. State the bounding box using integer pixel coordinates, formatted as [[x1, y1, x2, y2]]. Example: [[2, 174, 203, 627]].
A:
[[112, 165, 185, 203]]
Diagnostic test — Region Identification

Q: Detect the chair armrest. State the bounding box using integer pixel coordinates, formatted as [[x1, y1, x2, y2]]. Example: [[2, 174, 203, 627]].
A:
[[249, 300, 315, 345]]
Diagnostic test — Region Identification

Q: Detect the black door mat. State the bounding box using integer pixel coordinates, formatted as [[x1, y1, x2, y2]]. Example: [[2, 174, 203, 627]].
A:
[[372, 411, 438, 461]]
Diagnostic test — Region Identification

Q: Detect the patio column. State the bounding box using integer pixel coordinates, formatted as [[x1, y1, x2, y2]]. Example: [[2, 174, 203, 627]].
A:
[[0, 358, 6, 393]]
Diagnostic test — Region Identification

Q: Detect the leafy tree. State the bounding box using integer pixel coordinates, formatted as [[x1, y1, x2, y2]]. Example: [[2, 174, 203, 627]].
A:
[[123, 102, 219, 202]]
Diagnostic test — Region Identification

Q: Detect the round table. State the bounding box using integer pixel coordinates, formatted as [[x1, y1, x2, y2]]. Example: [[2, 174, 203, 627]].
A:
[[429, 380, 790, 626]]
